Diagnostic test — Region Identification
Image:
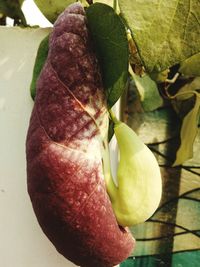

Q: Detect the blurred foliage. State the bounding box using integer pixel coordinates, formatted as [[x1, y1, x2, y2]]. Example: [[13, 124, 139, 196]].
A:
[[0, 0, 26, 26]]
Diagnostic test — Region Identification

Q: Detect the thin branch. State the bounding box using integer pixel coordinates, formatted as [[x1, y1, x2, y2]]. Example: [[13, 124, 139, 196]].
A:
[[153, 188, 200, 213], [148, 218, 200, 239], [136, 229, 200, 242]]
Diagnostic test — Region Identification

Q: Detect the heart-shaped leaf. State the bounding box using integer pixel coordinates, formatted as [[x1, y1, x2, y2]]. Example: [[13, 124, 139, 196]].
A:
[[119, 0, 200, 73], [86, 3, 129, 108], [179, 53, 200, 77]]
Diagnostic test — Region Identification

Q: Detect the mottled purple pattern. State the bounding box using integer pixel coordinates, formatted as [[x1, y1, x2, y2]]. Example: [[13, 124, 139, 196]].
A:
[[26, 3, 134, 267]]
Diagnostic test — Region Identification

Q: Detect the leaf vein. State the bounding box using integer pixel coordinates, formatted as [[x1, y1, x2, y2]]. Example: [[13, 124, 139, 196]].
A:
[[183, 0, 192, 40], [154, 0, 180, 70]]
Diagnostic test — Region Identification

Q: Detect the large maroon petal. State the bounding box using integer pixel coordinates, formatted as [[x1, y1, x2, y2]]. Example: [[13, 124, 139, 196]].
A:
[[26, 3, 135, 267]]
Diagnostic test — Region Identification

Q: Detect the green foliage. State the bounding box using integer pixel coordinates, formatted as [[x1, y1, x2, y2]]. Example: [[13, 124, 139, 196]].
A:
[[179, 53, 200, 77], [86, 3, 129, 108], [173, 94, 200, 166], [172, 78, 200, 166], [118, 0, 200, 73], [30, 34, 49, 100], [150, 69, 170, 83], [108, 118, 114, 141], [130, 70, 163, 112], [0, 0, 27, 25]]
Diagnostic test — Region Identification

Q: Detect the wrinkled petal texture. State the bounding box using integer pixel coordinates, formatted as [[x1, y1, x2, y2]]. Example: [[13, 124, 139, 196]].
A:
[[26, 3, 134, 267]]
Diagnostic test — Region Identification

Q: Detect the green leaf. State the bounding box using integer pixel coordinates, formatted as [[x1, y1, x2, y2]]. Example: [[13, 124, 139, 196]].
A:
[[30, 34, 49, 100], [108, 118, 115, 141], [176, 77, 200, 99], [150, 69, 170, 83], [173, 93, 200, 166], [119, 0, 200, 73], [179, 53, 200, 77], [130, 70, 163, 112], [86, 3, 129, 108]]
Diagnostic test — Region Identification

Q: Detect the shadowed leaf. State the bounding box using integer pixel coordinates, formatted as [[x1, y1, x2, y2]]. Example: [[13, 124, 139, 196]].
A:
[[86, 3, 129, 108]]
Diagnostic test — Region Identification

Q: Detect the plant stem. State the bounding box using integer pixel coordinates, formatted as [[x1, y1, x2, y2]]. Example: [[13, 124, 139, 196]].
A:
[[109, 109, 119, 124], [113, 0, 117, 12]]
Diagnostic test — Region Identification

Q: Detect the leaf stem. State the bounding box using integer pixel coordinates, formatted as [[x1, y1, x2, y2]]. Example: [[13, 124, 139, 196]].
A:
[[166, 72, 179, 84], [109, 109, 119, 124], [80, 0, 89, 7], [113, 0, 117, 12], [165, 87, 200, 100]]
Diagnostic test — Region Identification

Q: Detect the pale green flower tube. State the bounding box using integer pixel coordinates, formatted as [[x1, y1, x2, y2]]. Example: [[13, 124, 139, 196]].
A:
[[105, 119, 162, 227]]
